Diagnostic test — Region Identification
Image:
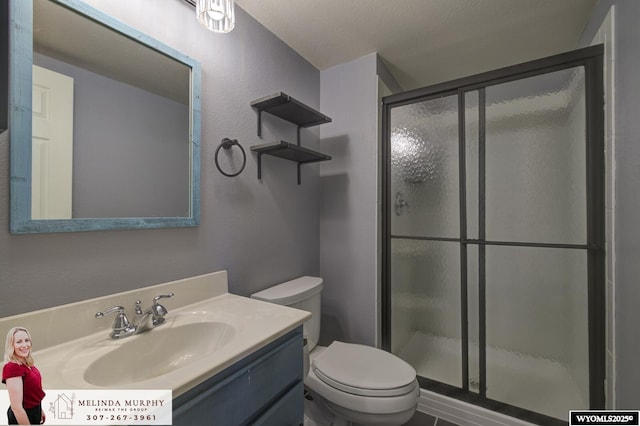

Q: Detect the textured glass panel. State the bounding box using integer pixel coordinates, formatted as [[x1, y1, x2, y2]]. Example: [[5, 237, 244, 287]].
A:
[[485, 246, 589, 420], [390, 95, 459, 238], [485, 67, 587, 244], [391, 239, 461, 387], [466, 244, 480, 394], [465, 91, 480, 240]]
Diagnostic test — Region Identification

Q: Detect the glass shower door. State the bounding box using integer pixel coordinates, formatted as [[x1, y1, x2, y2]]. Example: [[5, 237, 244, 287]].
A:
[[389, 94, 462, 388], [467, 68, 590, 418], [384, 47, 604, 424]]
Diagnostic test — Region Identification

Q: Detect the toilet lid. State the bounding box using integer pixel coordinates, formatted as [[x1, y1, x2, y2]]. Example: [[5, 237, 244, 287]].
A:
[[311, 341, 417, 397]]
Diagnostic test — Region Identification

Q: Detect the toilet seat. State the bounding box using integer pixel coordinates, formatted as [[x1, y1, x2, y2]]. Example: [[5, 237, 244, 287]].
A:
[[311, 341, 417, 397], [306, 345, 419, 420]]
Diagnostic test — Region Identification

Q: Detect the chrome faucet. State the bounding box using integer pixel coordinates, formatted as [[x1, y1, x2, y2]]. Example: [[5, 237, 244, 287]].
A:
[[95, 293, 174, 340], [133, 293, 175, 333], [95, 306, 136, 340]]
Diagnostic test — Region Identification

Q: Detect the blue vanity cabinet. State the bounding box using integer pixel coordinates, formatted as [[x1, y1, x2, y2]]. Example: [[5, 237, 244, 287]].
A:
[[172, 326, 304, 426]]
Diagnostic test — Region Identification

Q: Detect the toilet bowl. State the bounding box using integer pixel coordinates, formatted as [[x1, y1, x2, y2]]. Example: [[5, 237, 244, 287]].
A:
[[307, 344, 419, 425], [252, 276, 418, 425]]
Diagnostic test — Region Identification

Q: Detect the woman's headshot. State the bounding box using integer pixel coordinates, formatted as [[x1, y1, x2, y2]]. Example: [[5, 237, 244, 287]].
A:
[[2, 327, 46, 424]]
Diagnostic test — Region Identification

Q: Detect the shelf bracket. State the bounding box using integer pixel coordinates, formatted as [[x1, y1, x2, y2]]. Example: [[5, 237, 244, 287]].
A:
[[257, 153, 263, 180], [297, 163, 301, 185], [296, 126, 301, 146], [257, 110, 262, 137]]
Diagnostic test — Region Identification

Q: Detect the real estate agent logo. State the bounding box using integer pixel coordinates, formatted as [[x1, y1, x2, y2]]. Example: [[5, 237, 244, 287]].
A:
[[50, 392, 75, 420]]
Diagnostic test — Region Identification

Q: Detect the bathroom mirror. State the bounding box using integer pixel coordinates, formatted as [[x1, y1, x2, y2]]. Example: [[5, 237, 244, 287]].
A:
[[8, 0, 201, 233]]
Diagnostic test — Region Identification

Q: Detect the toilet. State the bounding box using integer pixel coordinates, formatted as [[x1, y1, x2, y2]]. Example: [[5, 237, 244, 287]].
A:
[[251, 276, 419, 425]]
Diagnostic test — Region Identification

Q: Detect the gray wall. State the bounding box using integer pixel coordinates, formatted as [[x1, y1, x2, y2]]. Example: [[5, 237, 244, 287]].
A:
[[1, 0, 321, 316], [580, 0, 640, 410], [319, 53, 379, 346]]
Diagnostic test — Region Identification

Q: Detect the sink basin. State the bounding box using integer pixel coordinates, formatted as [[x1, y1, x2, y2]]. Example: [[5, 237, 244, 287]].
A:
[[83, 322, 235, 387]]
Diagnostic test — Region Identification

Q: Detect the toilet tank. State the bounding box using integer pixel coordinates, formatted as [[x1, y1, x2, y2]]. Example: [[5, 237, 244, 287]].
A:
[[251, 276, 323, 351]]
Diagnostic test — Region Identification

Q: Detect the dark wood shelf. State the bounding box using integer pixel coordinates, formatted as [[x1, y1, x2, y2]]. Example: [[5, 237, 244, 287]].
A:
[[251, 141, 331, 164], [251, 141, 331, 185], [250, 92, 332, 184], [251, 92, 332, 129]]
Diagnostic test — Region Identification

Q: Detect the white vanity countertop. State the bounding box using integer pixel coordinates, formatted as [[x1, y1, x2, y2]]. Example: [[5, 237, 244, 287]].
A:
[[2, 272, 310, 398], [35, 293, 309, 397]]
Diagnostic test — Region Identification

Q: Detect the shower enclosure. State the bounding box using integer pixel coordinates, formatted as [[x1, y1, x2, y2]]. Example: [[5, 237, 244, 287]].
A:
[[381, 46, 604, 424]]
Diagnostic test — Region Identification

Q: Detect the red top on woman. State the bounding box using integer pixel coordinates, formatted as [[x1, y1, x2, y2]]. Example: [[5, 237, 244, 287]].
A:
[[2, 362, 46, 409]]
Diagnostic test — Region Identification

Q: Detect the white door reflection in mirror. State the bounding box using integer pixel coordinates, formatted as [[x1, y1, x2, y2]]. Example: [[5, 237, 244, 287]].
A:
[[32, 65, 73, 220]]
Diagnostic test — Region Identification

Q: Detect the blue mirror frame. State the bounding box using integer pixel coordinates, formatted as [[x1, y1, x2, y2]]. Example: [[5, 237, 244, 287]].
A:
[[8, 0, 201, 233]]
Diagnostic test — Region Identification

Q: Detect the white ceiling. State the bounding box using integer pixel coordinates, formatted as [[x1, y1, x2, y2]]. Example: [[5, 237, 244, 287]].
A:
[[235, 0, 598, 90]]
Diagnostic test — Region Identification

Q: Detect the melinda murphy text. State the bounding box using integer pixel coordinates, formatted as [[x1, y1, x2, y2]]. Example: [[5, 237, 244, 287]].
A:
[[77, 399, 167, 408]]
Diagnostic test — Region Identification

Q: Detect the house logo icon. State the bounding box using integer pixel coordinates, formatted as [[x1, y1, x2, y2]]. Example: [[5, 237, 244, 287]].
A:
[[50, 392, 74, 420]]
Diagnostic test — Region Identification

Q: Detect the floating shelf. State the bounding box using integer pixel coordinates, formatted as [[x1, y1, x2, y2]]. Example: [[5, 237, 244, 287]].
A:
[[251, 92, 332, 135], [251, 141, 331, 163], [250, 92, 332, 184], [251, 141, 331, 185]]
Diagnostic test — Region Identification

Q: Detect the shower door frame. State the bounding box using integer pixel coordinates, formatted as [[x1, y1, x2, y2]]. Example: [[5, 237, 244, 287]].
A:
[[381, 45, 605, 425]]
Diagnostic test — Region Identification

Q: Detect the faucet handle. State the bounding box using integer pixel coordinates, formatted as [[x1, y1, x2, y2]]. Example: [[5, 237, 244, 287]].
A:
[[95, 306, 136, 339], [150, 293, 174, 326], [95, 305, 126, 320], [153, 293, 174, 303]]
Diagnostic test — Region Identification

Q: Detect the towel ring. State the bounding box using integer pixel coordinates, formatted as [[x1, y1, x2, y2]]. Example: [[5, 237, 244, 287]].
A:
[[215, 138, 246, 177]]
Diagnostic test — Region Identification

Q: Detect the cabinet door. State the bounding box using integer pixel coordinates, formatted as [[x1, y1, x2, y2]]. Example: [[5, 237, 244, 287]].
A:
[[173, 327, 303, 426]]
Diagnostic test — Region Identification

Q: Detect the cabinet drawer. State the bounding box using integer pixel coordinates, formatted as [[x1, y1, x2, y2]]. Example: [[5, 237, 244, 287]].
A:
[[251, 381, 304, 426], [173, 327, 303, 426]]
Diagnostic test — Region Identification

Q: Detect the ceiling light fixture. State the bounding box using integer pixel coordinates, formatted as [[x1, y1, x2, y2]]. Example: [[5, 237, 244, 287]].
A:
[[196, 0, 235, 33]]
